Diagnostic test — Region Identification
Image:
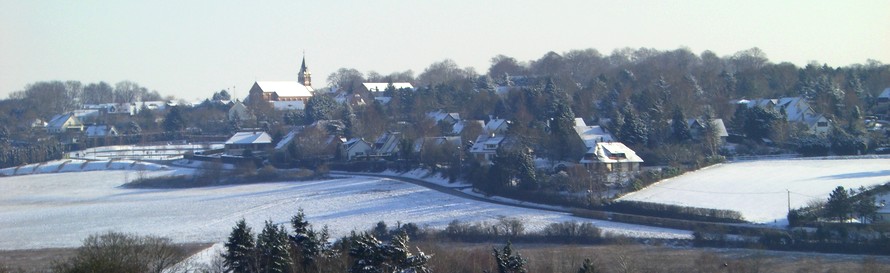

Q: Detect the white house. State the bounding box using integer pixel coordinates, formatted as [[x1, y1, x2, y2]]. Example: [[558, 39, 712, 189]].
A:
[[581, 142, 644, 173], [742, 97, 831, 135], [46, 113, 84, 133], [224, 131, 273, 156], [342, 138, 373, 160], [228, 101, 254, 121], [687, 118, 729, 144], [374, 132, 403, 157], [470, 134, 506, 165]]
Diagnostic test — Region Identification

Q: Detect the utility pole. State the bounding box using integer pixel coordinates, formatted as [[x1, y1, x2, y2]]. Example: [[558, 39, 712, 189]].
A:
[[787, 189, 791, 214]]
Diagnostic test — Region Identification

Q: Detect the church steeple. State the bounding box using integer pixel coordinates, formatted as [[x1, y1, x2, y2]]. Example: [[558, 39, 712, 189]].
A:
[[298, 53, 311, 87]]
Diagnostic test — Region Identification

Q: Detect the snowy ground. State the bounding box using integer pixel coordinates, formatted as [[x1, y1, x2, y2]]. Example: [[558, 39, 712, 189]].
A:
[[619, 158, 890, 225], [0, 170, 691, 251]]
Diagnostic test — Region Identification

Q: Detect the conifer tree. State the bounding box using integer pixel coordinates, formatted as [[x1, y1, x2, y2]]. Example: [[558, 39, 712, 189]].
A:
[[671, 108, 691, 142], [257, 220, 292, 273], [223, 219, 257, 273], [492, 241, 526, 273]]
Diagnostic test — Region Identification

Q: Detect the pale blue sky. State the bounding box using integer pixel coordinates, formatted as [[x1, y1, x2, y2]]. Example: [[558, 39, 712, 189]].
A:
[[1, 0, 888, 100]]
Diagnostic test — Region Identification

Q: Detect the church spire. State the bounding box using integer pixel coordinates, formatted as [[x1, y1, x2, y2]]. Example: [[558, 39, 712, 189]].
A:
[[298, 52, 311, 87]]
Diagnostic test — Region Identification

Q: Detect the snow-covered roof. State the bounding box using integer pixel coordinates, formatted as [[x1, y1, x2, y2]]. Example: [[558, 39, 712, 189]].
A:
[[426, 110, 460, 123], [484, 119, 508, 134], [470, 134, 505, 154], [363, 83, 414, 93], [453, 120, 483, 135], [574, 123, 615, 149], [46, 113, 80, 129], [256, 81, 314, 98], [85, 125, 116, 137], [374, 132, 402, 155], [711, 119, 729, 137], [344, 138, 371, 150], [687, 118, 729, 138], [582, 142, 643, 164], [73, 109, 100, 119], [746, 97, 827, 129], [879, 87, 890, 99], [225, 131, 272, 145]]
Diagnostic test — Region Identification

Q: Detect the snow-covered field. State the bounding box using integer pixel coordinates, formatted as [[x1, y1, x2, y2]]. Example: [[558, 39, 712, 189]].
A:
[[619, 158, 890, 224], [0, 170, 690, 250]]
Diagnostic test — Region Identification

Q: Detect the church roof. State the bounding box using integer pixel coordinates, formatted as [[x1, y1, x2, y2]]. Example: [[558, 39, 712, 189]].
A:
[[255, 81, 313, 97]]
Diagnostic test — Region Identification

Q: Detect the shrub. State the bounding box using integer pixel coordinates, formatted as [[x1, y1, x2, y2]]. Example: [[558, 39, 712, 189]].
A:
[[52, 232, 187, 273]]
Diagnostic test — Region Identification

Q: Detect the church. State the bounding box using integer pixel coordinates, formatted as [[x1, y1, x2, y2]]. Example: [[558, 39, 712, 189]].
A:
[[247, 55, 315, 110]]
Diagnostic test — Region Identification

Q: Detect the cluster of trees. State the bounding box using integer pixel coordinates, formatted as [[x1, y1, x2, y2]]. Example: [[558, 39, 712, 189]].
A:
[[0, 138, 63, 169], [789, 185, 882, 226], [222, 210, 431, 273]]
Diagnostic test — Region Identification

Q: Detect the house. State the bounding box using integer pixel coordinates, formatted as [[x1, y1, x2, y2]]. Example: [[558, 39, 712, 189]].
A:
[[581, 142, 644, 173], [687, 118, 729, 144], [46, 113, 85, 133], [742, 97, 831, 135], [573, 118, 615, 149], [470, 134, 506, 165], [452, 120, 484, 135], [426, 110, 461, 125], [483, 118, 509, 134], [374, 132, 403, 158], [224, 131, 273, 156], [342, 138, 373, 160], [84, 125, 118, 138], [877, 87, 890, 104], [228, 100, 254, 121]]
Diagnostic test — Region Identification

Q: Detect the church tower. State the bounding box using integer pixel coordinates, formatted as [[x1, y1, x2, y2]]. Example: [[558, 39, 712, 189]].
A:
[[298, 54, 312, 87]]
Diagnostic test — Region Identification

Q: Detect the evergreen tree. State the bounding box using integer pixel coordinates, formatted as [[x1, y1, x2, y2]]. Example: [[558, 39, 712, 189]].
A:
[[854, 193, 879, 224], [826, 186, 852, 222], [163, 106, 186, 134], [670, 108, 691, 142], [223, 219, 257, 273], [256, 220, 292, 273], [305, 94, 338, 123], [618, 104, 648, 146], [343, 102, 357, 138], [492, 241, 526, 273]]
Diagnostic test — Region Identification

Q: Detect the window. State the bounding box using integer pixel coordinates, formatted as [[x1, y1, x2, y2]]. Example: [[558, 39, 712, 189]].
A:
[[817, 121, 828, 127]]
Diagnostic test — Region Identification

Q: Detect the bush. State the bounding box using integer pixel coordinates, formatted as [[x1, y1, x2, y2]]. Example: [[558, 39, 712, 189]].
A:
[[52, 232, 187, 273], [607, 200, 745, 223]]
